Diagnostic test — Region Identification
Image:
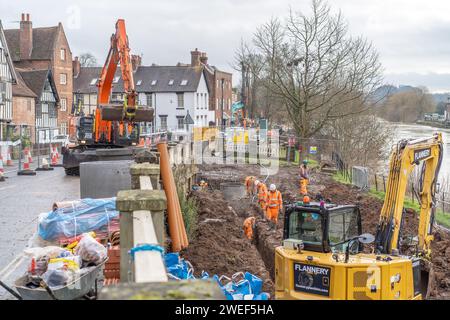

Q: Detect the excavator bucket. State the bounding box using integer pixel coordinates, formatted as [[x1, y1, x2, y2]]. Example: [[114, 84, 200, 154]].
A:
[[100, 104, 154, 122]]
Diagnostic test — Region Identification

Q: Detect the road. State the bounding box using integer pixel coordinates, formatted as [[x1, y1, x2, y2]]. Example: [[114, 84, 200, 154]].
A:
[[0, 167, 79, 299]]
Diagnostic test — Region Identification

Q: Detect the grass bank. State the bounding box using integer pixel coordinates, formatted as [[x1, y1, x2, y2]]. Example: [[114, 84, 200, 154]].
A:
[[332, 173, 450, 229]]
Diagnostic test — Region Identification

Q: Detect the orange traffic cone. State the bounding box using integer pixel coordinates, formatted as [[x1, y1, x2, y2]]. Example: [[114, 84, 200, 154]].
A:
[[54, 145, 60, 160], [23, 151, 31, 170], [18, 149, 36, 176], [27, 147, 33, 163], [36, 157, 54, 171], [51, 152, 58, 166], [6, 147, 13, 166], [0, 154, 5, 181]]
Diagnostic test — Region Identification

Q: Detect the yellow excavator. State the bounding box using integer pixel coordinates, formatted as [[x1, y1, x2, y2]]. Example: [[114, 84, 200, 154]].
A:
[[275, 133, 443, 300]]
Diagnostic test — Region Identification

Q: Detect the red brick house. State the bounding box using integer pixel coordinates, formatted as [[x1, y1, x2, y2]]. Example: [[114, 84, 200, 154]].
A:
[[4, 13, 72, 135], [190, 49, 233, 127]]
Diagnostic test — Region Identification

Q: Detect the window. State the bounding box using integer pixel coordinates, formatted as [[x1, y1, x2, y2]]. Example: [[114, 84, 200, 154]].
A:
[[328, 209, 360, 248], [196, 93, 199, 109], [151, 80, 157, 86], [288, 211, 323, 245], [159, 115, 168, 131], [60, 122, 67, 135], [177, 116, 184, 130], [113, 76, 120, 83], [27, 99, 32, 112], [60, 48, 66, 61], [60, 98, 67, 111], [60, 73, 67, 85], [136, 80, 142, 86], [177, 93, 184, 109], [168, 79, 174, 85], [180, 80, 188, 86], [146, 93, 153, 107], [90, 78, 97, 85]]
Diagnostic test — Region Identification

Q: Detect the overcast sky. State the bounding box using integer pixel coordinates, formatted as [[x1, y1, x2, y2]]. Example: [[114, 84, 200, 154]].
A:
[[2, 0, 450, 92]]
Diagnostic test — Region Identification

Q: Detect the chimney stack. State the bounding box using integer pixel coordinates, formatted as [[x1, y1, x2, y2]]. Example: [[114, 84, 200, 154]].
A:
[[191, 48, 201, 67], [19, 13, 33, 60], [131, 54, 142, 72], [200, 52, 208, 65], [73, 56, 81, 78]]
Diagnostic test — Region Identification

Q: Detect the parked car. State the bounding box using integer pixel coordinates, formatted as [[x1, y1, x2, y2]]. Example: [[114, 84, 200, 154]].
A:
[[51, 134, 71, 148]]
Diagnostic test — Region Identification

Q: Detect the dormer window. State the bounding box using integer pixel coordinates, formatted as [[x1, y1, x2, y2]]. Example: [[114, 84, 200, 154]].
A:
[[168, 79, 174, 85], [180, 80, 188, 86], [90, 78, 97, 85], [113, 76, 120, 83], [151, 80, 157, 85], [136, 80, 142, 86]]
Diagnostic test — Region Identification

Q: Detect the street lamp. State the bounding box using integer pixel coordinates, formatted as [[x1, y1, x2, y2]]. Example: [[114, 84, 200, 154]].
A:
[[221, 78, 225, 131]]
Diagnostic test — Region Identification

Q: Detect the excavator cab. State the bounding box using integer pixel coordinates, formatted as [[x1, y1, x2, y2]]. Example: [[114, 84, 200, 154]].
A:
[[283, 202, 362, 254]]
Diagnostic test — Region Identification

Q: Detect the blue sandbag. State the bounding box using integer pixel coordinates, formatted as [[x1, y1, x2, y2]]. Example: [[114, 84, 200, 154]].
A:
[[164, 253, 180, 268], [244, 272, 263, 295], [165, 253, 195, 280], [38, 198, 118, 241], [255, 292, 270, 300], [232, 280, 252, 296]]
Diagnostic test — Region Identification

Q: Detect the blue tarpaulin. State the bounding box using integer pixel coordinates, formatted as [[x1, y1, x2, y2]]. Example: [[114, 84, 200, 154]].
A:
[[38, 198, 118, 241]]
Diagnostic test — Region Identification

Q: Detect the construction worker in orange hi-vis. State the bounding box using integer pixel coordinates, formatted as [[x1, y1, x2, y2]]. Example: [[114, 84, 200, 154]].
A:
[[243, 216, 256, 240], [299, 160, 309, 196], [255, 180, 268, 212], [244, 176, 256, 197], [266, 184, 282, 230]]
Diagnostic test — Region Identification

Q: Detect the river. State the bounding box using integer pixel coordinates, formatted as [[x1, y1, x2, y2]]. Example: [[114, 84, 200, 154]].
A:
[[387, 121, 450, 181]]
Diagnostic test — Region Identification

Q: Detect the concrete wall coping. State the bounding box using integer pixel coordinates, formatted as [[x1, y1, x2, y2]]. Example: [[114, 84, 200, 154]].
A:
[[130, 163, 161, 176], [116, 189, 167, 212]]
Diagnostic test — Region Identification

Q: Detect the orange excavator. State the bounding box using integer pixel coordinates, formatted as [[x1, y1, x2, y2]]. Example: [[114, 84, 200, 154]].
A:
[[63, 19, 153, 175]]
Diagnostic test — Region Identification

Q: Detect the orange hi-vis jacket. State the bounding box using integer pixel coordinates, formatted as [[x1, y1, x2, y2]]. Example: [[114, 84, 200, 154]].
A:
[[243, 217, 256, 240], [245, 176, 256, 193], [257, 183, 268, 201], [266, 190, 282, 210], [245, 176, 256, 187]]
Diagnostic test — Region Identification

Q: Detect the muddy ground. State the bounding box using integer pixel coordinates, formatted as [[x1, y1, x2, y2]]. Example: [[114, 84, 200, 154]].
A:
[[181, 189, 274, 294], [182, 163, 450, 299]]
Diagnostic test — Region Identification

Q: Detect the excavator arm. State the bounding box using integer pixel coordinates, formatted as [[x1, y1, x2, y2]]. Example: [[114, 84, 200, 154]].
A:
[[94, 19, 152, 143], [375, 133, 443, 257]]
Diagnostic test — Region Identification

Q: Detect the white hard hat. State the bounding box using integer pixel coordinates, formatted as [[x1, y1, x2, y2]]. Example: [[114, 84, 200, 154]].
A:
[[269, 184, 276, 191], [254, 180, 260, 186]]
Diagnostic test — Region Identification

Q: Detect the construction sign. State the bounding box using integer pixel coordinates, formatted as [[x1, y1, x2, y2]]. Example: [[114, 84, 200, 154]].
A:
[[309, 146, 318, 154]]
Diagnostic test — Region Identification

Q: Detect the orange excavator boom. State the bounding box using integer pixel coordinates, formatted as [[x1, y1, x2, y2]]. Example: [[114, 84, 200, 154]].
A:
[[94, 19, 152, 143]]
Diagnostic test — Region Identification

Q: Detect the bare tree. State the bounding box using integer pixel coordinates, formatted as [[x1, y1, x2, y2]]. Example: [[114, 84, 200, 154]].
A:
[[252, 0, 383, 139], [328, 109, 393, 169], [79, 52, 98, 67], [233, 40, 264, 119], [378, 86, 436, 123]]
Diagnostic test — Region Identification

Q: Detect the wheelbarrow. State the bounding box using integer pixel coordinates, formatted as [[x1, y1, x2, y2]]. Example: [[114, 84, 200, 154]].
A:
[[0, 258, 107, 300]]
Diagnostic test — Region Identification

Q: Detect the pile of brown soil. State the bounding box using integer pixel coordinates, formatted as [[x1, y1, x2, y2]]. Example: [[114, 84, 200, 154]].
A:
[[181, 189, 274, 294], [428, 229, 450, 298]]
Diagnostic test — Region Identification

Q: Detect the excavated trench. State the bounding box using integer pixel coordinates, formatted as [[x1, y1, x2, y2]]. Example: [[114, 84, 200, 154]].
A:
[[183, 164, 450, 299]]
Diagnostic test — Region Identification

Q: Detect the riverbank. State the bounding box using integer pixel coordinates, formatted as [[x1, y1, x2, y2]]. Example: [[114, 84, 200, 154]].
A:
[[416, 120, 450, 129]]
